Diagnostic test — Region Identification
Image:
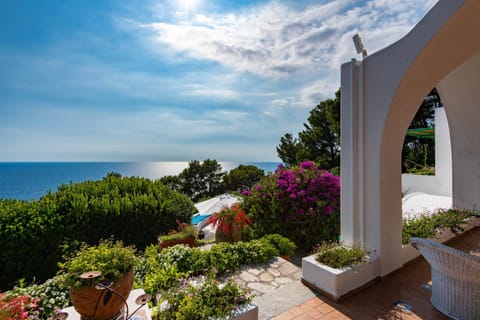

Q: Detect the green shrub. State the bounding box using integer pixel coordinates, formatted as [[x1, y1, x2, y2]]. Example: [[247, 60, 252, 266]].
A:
[[208, 243, 242, 273], [59, 239, 138, 289], [147, 234, 292, 279], [152, 273, 252, 320], [315, 242, 367, 269], [262, 234, 296, 257], [402, 208, 479, 244], [157, 244, 198, 273], [0, 174, 196, 290], [235, 240, 279, 265], [159, 224, 196, 242], [50, 174, 197, 249]]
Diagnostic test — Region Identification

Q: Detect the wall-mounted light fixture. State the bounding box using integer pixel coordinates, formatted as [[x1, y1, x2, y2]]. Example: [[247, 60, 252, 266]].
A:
[[352, 33, 368, 58]]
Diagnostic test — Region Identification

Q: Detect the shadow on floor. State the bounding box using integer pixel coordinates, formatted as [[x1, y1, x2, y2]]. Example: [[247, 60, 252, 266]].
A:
[[274, 227, 480, 320]]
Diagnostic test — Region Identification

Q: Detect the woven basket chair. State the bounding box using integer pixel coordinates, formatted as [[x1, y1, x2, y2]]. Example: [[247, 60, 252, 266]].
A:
[[409, 237, 480, 319]]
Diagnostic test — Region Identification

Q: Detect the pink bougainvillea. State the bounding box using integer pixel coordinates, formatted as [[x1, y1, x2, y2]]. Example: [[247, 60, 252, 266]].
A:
[[241, 161, 340, 250]]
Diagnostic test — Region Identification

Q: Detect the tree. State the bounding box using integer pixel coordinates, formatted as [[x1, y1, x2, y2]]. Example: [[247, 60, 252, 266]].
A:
[[402, 88, 441, 173], [178, 159, 226, 201], [276, 133, 302, 167], [298, 89, 341, 170], [159, 175, 182, 192], [276, 89, 341, 171], [223, 165, 265, 192]]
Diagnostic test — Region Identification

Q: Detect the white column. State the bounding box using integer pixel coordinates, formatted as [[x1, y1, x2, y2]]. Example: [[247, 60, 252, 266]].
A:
[[340, 59, 364, 247]]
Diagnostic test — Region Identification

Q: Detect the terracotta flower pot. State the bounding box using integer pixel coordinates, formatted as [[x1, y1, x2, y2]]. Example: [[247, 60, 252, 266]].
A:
[[215, 224, 242, 243], [158, 236, 196, 251], [70, 271, 134, 320]]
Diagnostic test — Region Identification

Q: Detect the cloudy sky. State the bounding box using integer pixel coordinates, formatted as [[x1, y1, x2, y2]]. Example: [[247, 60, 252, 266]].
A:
[[0, 0, 437, 162]]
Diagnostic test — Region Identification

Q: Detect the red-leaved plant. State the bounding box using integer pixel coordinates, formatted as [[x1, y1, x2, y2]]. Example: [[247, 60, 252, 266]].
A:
[[207, 203, 252, 234], [0, 295, 42, 320]]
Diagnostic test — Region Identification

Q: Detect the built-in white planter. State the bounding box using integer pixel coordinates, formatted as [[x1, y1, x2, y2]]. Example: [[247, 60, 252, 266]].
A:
[[401, 216, 480, 263], [301, 255, 380, 302]]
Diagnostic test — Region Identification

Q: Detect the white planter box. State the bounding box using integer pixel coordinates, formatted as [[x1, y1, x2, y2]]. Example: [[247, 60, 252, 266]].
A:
[[402, 216, 480, 264], [301, 254, 379, 302]]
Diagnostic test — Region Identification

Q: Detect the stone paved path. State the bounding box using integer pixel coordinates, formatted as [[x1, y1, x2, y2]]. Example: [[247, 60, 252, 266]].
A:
[[234, 257, 302, 295], [233, 257, 318, 320]]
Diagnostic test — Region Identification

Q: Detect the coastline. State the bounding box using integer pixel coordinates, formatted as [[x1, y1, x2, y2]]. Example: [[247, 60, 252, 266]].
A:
[[0, 161, 281, 201]]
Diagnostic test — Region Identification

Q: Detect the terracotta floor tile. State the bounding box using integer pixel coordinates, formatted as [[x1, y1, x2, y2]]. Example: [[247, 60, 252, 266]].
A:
[[273, 227, 479, 320], [315, 303, 335, 315], [292, 314, 314, 320], [289, 307, 304, 317], [271, 313, 296, 320], [320, 311, 349, 320]]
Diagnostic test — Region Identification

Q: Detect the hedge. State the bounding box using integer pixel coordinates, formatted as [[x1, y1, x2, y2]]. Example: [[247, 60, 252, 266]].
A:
[[0, 173, 196, 290]]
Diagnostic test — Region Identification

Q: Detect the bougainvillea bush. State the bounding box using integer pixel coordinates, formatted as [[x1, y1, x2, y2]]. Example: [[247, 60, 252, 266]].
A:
[[242, 161, 340, 250]]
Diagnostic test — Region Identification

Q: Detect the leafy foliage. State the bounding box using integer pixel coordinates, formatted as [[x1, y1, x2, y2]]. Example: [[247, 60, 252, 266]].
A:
[[315, 243, 367, 269], [276, 133, 304, 168], [159, 224, 197, 243], [151, 272, 252, 320], [277, 88, 441, 174], [59, 239, 138, 289], [222, 164, 265, 193], [242, 161, 340, 250], [402, 88, 441, 173], [161, 159, 226, 202], [402, 208, 478, 245], [298, 89, 340, 170], [277, 89, 340, 170], [0, 174, 196, 290], [262, 234, 296, 257], [6, 275, 70, 318], [136, 234, 295, 292]]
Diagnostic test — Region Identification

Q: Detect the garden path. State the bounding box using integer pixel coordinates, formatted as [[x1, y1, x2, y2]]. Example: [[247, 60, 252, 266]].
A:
[[233, 256, 318, 320]]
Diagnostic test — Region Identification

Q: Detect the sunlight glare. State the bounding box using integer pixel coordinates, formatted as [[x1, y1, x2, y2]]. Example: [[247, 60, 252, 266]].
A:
[[177, 0, 201, 13]]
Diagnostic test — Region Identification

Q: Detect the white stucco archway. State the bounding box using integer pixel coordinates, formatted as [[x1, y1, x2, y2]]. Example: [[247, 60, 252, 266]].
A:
[[340, 0, 480, 276]]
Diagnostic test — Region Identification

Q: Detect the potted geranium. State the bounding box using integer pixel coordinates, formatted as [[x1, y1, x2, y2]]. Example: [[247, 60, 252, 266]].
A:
[[60, 239, 138, 320], [158, 219, 197, 251], [207, 203, 252, 243], [302, 242, 379, 302]]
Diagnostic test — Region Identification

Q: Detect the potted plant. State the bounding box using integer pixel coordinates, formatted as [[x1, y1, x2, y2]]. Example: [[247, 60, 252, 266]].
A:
[[158, 219, 197, 251], [60, 239, 138, 320], [207, 204, 252, 243], [302, 242, 379, 302]]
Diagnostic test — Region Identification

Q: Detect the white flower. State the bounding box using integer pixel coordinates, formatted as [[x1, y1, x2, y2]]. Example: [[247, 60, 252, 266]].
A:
[[160, 300, 170, 311]]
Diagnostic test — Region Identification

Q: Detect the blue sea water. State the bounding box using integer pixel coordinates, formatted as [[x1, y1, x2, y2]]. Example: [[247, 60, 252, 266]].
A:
[[0, 162, 281, 201]]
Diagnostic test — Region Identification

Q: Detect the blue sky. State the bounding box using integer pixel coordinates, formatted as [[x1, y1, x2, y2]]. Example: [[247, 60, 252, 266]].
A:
[[0, 0, 437, 162]]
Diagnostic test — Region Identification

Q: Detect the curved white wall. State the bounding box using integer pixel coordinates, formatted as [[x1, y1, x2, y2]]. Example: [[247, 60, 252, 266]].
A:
[[341, 0, 480, 276]]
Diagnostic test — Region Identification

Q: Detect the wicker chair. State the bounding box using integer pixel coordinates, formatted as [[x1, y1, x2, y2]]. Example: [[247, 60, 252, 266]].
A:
[[409, 237, 480, 319]]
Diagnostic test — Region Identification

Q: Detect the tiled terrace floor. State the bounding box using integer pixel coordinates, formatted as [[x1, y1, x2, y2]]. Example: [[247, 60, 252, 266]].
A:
[[272, 227, 480, 320]]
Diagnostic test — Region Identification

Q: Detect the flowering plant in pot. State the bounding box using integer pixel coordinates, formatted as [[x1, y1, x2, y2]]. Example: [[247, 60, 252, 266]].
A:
[[59, 239, 138, 320], [207, 203, 252, 243], [302, 242, 379, 301], [158, 219, 197, 251]]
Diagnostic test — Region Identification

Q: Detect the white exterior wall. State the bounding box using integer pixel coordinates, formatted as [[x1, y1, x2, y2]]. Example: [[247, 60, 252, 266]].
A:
[[340, 0, 480, 276], [401, 107, 452, 197], [438, 54, 480, 210]]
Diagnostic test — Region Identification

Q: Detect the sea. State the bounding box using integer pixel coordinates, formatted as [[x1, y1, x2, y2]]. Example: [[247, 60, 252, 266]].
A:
[[0, 162, 281, 201]]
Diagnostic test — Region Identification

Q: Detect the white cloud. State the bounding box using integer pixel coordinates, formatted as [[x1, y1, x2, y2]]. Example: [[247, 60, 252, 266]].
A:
[[182, 84, 240, 100], [140, 0, 437, 81]]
